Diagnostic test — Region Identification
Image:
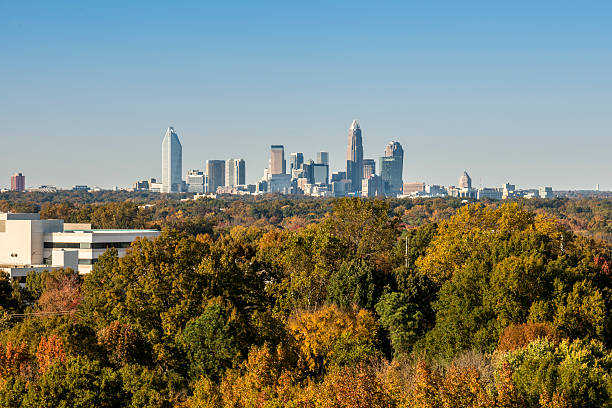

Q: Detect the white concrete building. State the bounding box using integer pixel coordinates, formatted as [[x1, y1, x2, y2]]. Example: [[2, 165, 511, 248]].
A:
[[0, 213, 160, 280]]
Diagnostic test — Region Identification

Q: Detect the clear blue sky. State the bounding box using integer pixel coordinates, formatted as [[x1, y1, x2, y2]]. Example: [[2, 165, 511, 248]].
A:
[[1, 1, 611, 190]]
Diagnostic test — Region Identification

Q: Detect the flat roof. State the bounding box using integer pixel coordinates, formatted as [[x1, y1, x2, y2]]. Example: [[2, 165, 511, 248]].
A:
[[62, 229, 160, 233], [0, 213, 41, 220]]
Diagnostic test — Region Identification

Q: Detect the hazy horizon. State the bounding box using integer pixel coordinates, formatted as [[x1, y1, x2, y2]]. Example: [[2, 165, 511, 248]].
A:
[[2, 1, 611, 190]]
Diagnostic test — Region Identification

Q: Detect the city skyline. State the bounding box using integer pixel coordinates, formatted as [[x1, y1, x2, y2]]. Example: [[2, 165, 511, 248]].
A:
[[3, 119, 610, 193], [1, 2, 611, 190]]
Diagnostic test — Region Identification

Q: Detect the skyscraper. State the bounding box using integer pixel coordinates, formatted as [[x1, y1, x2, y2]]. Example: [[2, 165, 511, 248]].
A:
[[316, 151, 329, 166], [161, 127, 183, 193], [346, 120, 363, 192], [380, 141, 404, 196], [302, 160, 314, 183], [362, 159, 376, 179], [206, 160, 225, 193], [270, 145, 286, 174], [10, 173, 25, 192], [312, 163, 329, 185], [226, 158, 246, 186], [459, 171, 472, 189], [289, 152, 304, 172]]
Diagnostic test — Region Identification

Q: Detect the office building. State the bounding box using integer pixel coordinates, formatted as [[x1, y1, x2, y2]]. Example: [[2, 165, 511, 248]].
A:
[[426, 185, 448, 196], [539, 187, 553, 198], [206, 160, 225, 193], [477, 188, 502, 200], [0, 212, 159, 277], [403, 182, 425, 195], [132, 180, 150, 191], [312, 163, 329, 185], [186, 170, 205, 193], [346, 120, 364, 192], [458, 171, 472, 189], [270, 145, 286, 174], [502, 183, 516, 199], [226, 159, 246, 187], [149, 178, 163, 192], [380, 141, 404, 196], [10, 173, 25, 192], [332, 179, 352, 197], [161, 127, 183, 193], [362, 175, 384, 197], [267, 174, 292, 194], [302, 160, 315, 184], [289, 152, 304, 172], [316, 151, 329, 166], [331, 172, 347, 183], [291, 168, 304, 180], [363, 159, 376, 179]]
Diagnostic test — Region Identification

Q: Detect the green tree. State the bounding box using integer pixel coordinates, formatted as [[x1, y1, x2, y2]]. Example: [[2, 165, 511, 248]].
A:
[[375, 292, 424, 357], [327, 259, 389, 310], [180, 303, 242, 380], [22, 356, 125, 408]]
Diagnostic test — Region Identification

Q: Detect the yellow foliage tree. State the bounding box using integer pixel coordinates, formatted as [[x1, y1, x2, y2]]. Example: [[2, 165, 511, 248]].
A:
[[287, 304, 378, 375]]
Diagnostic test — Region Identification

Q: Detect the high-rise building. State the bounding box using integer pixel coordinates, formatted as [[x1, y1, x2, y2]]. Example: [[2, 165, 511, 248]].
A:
[[289, 152, 304, 172], [302, 160, 315, 184], [331, 171, 346, 183], [362, 159, 376, 179], [10, 173, 25, 192], [161, 127, 183, 193], [459, 171, 472, 189], [362, 175, 384, 197], [346, 120, 364, 192], [270, 145, 286, 174], [379, 141, 403, 196], [226, 159, 246, 186], [206, 160, 225, 193], [186, 170, 205, 193], [312, 163, 329, 185], [316, 151, 329, 166], [384, 141, 403, 159]]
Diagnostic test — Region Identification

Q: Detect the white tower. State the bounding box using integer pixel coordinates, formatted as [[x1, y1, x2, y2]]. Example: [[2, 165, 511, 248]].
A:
[[161, 127, 183, 193]]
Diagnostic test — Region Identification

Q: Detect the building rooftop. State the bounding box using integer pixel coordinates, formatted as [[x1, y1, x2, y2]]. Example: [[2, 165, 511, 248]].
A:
[[60, 229, 160, 233], [0, 213, 41, 220]]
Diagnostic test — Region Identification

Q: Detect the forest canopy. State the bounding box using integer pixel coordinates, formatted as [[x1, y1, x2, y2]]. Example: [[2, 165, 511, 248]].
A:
[[0, 197, 610, 407]]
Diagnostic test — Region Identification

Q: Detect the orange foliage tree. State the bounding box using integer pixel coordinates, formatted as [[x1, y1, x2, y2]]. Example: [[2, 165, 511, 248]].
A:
[[36, 334, 67, 374], [0, 342, 31, 380]]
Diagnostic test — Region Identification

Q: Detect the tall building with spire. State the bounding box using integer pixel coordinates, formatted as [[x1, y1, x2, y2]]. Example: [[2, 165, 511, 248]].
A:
[[161, 127, 183, 193], [346, 120, 363, 192]]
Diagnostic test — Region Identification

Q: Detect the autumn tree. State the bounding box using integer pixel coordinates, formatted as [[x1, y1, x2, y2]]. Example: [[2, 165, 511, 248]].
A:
[[37, 270, 82, 315], [324, 197, 398, 264], [320, 364, 392, 408], [36, 334, 66, 374], [97, 321, 150, 366], [287, 304, 379, 376]]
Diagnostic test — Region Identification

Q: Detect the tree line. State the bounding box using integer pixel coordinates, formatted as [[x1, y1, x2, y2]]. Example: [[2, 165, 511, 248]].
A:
[[0, 198, 609, 407]]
